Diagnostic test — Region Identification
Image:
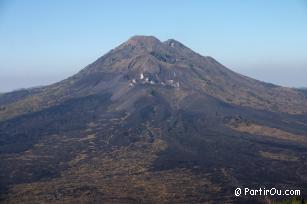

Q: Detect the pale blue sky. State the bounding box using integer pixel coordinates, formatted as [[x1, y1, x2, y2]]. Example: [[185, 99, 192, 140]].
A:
[[0, 0, 307, 92]]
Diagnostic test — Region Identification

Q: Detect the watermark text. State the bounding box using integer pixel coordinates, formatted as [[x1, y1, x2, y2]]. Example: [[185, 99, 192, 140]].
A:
[[234, 187, 300, 197]]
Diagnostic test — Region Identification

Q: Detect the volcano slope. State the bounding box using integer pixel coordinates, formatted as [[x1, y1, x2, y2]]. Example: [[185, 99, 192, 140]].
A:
[[0, 36, 307, 204]]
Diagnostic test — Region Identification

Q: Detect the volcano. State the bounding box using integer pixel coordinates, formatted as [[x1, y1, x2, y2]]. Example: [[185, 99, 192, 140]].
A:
[[1, 36, 307, 203]]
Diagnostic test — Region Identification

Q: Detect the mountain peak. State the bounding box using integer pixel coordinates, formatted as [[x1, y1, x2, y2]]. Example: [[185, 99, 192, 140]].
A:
[[124, 35, 161, 47], [120, 36, 191, 53]]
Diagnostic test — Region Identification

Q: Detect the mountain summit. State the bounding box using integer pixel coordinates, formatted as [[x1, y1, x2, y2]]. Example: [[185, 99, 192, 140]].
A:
[[124, 35, 161, 48], [1, 36, 307, 203]]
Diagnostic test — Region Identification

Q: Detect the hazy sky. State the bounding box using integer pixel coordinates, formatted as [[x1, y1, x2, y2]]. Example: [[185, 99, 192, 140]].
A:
[[0, 0, 307, 92]]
